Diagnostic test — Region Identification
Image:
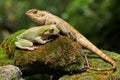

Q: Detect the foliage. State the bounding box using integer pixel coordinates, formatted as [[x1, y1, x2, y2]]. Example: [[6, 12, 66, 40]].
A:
[[0, 0, 120, 52]]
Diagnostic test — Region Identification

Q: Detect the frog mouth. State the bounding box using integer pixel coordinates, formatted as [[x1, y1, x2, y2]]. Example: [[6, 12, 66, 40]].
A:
[[41, 34, 58, 40]]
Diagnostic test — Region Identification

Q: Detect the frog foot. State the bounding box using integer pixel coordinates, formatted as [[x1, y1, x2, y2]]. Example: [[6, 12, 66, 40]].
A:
[[21, 46, 38, 50]]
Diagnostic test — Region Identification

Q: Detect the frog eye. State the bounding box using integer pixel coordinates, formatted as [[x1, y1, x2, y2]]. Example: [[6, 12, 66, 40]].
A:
[[49, 29, 54, 33], [33, 10, 38, 14]]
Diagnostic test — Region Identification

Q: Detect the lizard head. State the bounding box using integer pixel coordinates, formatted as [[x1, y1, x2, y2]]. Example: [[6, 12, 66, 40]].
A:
[[26, 9, 47, 25]]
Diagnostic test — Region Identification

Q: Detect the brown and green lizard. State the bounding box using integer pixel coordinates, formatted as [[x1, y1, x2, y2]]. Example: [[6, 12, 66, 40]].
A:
[[26, 9, 116, 71]]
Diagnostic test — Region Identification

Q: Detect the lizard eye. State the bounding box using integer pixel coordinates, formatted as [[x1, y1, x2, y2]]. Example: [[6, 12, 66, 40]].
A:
[[49, 29, 54, 33], [33, 10, 38, 14]]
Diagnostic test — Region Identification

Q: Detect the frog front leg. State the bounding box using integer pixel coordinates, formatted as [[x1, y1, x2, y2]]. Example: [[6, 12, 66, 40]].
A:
[[15, 39, 37, 50], [34, 36, 52, 44]]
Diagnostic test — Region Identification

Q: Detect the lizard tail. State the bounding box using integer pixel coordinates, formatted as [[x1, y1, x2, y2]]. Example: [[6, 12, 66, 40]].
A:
[[84, 50, 116, 71], [78, 34, 117, 71]]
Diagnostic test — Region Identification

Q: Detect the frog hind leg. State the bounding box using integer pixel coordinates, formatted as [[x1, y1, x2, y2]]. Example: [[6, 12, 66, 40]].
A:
[[15, 39, 37, 50]]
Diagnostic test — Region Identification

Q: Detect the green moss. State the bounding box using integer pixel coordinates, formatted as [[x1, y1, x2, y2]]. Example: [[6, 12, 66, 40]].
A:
[[13, 36, 85, 73], [1, 30, 25, 57], [0, 30, 26, 66], [0, 48, 7, 57], [11, 72, 17, 79], [0, 47, 14, 66], [0, 78, 5, 80]]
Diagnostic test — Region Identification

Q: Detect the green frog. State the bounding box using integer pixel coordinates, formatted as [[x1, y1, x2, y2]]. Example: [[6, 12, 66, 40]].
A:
[[15, 24, 60, 50]]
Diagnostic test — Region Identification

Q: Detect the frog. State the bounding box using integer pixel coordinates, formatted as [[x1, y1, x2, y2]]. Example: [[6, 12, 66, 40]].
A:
[[15, 24, 60, 50]]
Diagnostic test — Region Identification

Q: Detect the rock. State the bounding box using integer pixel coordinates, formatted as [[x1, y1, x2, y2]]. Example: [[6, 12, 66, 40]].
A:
[[0, 65, 24, 80], [14, 36, 85, 76], [0, 30, 85, 77]]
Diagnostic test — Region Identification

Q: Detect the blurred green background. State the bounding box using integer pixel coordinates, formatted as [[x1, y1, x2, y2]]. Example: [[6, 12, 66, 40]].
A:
[[0, 0, 120, 53]]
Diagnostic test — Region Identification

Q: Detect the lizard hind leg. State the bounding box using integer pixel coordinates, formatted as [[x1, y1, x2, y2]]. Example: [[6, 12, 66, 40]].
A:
[[84, 54, 116, 71]]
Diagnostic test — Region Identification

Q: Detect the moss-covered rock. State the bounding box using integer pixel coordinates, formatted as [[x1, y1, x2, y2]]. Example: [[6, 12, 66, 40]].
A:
[[0, 30, 85, 76], [14, 36, 85, 75], [0, 30, 25, 66], [0, 47, 14, 66], [1, 30, 25, 58]]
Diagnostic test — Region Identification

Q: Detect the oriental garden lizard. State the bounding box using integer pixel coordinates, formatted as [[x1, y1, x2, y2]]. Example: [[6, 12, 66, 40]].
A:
[[26, 9, 116, 71]]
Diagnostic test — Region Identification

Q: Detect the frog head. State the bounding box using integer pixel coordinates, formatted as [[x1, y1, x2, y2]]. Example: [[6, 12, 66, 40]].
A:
[[43, 24, 60, 35]]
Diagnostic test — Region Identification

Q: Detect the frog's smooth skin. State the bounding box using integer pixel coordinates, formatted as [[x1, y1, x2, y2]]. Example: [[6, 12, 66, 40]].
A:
[[15, 24, 60, 50]]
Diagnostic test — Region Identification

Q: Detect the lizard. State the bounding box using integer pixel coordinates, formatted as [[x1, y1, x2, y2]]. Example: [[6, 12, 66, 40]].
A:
[[15, 24, 60, 50], [25, 9, 116, 71]]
